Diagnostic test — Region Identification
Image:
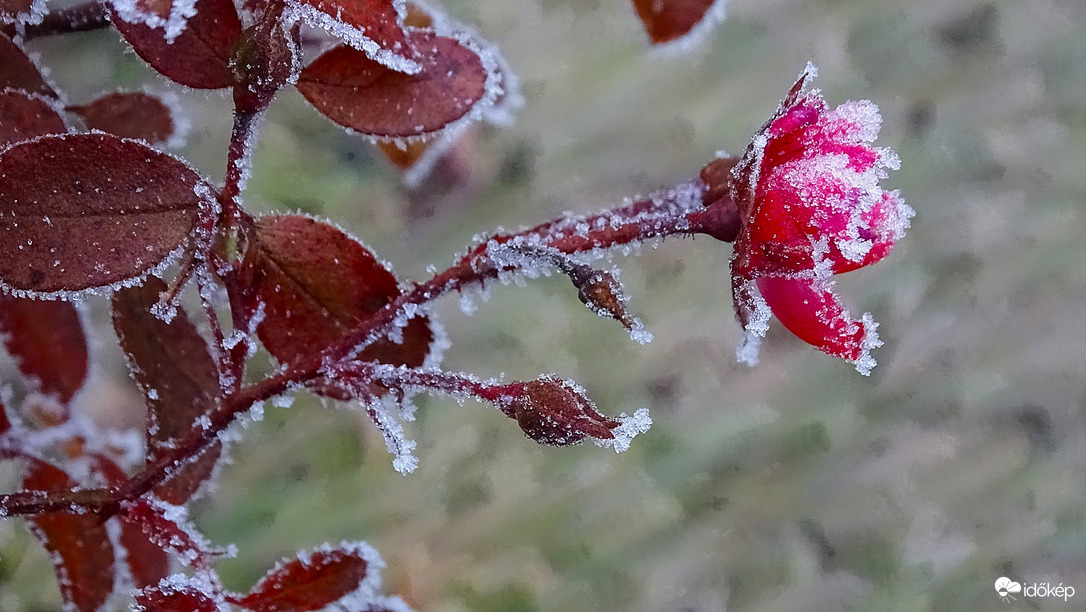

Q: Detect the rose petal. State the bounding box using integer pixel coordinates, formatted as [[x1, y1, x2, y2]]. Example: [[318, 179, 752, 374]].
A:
[[756, 275, 881, 374]]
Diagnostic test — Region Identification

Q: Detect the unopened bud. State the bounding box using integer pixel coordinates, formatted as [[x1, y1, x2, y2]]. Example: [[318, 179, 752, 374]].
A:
[[496, 377, 618, 446], [231, 4, 298, 112], [568, 265, 637, 331]]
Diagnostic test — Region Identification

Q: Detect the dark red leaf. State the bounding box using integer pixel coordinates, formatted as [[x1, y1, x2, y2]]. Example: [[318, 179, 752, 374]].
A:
[[23, 459, 116, 612], [630, 0, 722, 45], [113, 277, 223, 504], [109, 0, 242, 89], [234, 215, 432, 372], [239, 542, 378, 612], [0, 33, 57, 97], [297, 29, 492, 138], [122, 497, 220, 569], [285, 0, 415, 71], [0, 295, 87, 403], [69, 92, 174, 145], [89, 455, 173, 589], [134, 578, 222, 612], [0, 132, 210, 296], [0, 89, 66, 146]]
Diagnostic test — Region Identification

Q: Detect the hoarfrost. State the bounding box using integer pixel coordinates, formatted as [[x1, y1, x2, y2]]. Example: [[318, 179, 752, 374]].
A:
[[853, 312, 882, 376], [421, 309, 449, 369], [736, 283, 771, 366], [1, 0, 47, 26], [153, 88, 192, 150], [366, 396, 418, 474], [282, 0, 421, 74], [108, 0, 198, 44], [458, 291, 477, 315], [593, 407, 652, 453], [271, 394, 294, 409], [627, 322, 653, 345]]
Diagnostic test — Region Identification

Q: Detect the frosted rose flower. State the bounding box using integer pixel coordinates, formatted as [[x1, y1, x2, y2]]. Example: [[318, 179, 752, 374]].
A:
[[728, 63, 914, 375]]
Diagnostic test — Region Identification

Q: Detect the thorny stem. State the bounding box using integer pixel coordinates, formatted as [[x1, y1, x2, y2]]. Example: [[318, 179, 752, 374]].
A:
[[3, 2, 110, 40], [0, 171, 739, 517]]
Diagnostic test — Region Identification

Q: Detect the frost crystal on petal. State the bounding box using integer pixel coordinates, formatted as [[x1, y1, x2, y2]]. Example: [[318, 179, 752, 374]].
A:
[[727, 63, 909, 372]]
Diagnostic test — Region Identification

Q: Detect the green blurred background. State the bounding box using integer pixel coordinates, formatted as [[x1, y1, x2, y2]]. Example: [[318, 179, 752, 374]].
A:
[[3, 0, 1086, 610]]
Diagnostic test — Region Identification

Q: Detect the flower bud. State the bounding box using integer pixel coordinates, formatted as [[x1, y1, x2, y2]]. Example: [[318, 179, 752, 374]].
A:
[[231, 4, 299, 112], [496, 377, 619, 446]]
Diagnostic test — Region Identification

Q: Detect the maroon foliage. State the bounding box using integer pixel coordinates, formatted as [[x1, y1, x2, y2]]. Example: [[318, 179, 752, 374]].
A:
[[234, 215, 433, 370], [630, 0, 720, 45], [91, 455, 173, 589], [122, 497, 219, 568], [69, 92, 175, 145], [0, 33, 57, 97], [0, 89, 65, 146], [23, 460, 116, 612], [134, 579, 223, 612], [297, 30, 490, 138], [109, 0, 242, 89], [237, 543, 377, 612], [0, 296, 87, 403], [113, 277, 223, 504], [286, 0, 415, 70], [0, 133, 210, 295]]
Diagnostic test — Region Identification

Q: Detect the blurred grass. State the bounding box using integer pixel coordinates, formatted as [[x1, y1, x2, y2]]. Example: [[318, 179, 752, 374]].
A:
[[4, 0, 1086, 611]]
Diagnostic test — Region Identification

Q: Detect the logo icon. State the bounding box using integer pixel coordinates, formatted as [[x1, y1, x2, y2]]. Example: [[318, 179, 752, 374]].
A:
[[995, 577, 1022, 602]]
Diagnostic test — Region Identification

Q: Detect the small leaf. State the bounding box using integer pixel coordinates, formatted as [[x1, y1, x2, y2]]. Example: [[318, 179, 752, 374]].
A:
[[297, 29, 492, 138], [234, 215, 432, 371], [238, 542, 381, 612], [284, 0, 416, 73], [109, 0, 242, 89], [134, 575, 223, 612], [0, 89, 66, 146], [0, 33, 57, 97], [87, 455, 173, 590], [113, 277, 223, 504], [23, 459, 116, 612], [0, 295, 88, 403], [630, 0, 725, 46], [69, 92, 174, 145], [122, 497, 222, 570], [0, 132, 211, 297]]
